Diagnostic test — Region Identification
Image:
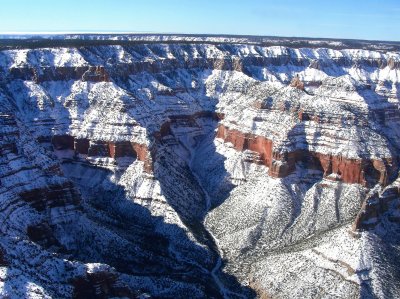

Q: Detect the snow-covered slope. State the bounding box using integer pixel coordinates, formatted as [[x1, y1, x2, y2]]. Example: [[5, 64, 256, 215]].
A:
[[0, 37, 399, 298]]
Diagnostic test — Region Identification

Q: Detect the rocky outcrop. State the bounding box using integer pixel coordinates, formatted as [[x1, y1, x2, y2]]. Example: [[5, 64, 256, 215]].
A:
[[52, 135, 75, 150], [71, 266, 137, 299], [2, 44, 399, 88], [108, 142, 137, 158], [1, 37, 400, 298], [353, 180, 400, 230], [20, 181, 80, 211], [0, 113, 19, 155], [216, 124, 396, 186], [27, 222, 60, 248], [51, 111, 223, 173], [216, 125, 273, 166], [74, 138, 90, 154], [81, 66, 109, 82], [52, 135, 151, 170], [8, 66, 110, 83], [290, 75, 305, 90]]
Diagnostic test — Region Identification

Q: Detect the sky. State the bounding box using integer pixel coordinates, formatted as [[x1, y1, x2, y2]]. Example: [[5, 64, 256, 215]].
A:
[[0, 0, 399, 41]]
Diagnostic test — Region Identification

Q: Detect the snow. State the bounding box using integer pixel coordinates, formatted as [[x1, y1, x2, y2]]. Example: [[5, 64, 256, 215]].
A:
[[0, 38, 399, 298], [1, 48, 88, 69]]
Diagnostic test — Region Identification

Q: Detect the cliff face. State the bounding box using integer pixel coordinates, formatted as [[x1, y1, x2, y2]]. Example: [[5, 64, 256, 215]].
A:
[[1, 37, 400, 298], [216, 124, 394, 186]]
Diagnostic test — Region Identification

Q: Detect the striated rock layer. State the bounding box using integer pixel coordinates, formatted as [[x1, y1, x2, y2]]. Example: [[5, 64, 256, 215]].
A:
[[0, 35, 400, 298], [216, 124, 395, 186]]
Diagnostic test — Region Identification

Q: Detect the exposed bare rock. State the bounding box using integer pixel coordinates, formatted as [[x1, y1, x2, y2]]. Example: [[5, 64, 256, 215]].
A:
[[216, 124, 396, 186], [71, 264, 138, 299], [0, 36, 400, 298], [353, 177, 400, 230], [290, 74, 305, 90]]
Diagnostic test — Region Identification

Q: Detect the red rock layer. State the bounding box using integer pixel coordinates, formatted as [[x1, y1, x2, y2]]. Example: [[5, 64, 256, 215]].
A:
[[52, 136, 152, 172], [51, 112, 223, 173], [109, 142, 136, 158], [216, 125, 273, 166], [216, 124, 396, 186], [154, 111, 223, 141], [5, 52, 400, 86]]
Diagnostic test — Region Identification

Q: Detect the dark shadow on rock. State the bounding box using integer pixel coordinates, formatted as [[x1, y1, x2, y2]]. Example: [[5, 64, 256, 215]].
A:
[[1, 79, 255, 298], [356, 200, 400, 299], [150, 115, 250, 296], [40, 67, 254, 297], [56, 160, 231, 298], [284, 121, 324, 187], [109, 65, 254, 297]]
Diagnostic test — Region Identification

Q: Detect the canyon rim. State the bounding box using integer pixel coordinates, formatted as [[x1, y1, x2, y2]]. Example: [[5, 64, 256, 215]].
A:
[[0, 34, 400, 298]]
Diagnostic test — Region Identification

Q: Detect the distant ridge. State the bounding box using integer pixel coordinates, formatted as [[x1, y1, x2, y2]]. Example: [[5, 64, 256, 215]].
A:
[[0, 33, 399, 51]]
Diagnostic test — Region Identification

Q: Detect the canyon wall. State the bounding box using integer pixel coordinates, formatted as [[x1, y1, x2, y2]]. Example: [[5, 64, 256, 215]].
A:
[[0, 38, 400, 298], [216, 124, 395, 186]]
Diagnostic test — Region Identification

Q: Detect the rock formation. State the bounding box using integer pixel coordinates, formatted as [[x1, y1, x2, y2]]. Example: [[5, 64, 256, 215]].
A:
[[0, 35, 400, 298]]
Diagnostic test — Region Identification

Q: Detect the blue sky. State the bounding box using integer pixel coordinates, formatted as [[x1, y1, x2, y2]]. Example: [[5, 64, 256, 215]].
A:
[[0, 0, 399, 41]]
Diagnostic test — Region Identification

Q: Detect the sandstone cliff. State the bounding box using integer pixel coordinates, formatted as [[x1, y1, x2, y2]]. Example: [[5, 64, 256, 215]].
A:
[[0, 36, 400, 298]]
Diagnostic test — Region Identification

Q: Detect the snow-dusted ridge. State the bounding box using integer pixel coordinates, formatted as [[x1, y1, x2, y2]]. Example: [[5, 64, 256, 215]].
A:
[[1, 33, 400, 52], [0, 37, 399, 298]]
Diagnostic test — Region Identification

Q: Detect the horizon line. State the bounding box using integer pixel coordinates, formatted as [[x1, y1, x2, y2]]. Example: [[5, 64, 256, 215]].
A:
[[0, 31, 399, 44]]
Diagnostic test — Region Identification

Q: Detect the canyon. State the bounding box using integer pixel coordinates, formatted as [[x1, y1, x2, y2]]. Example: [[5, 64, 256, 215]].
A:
[[0, 34, 400, 298]]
